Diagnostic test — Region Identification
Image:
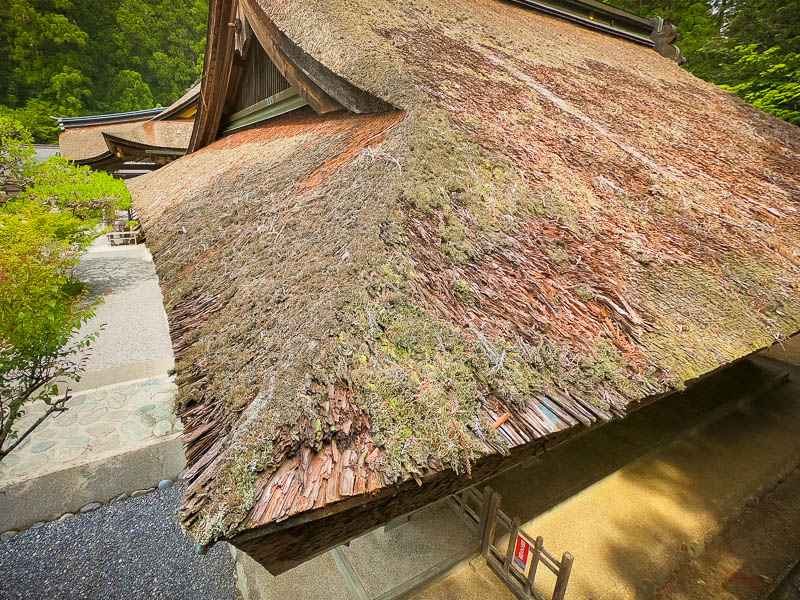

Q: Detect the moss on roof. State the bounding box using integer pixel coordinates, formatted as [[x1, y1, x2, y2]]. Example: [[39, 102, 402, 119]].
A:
[[130, 0, 800, 547]]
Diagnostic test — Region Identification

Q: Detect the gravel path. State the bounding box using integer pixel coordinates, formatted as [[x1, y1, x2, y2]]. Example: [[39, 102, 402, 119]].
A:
[[73, 242, 173, 374], [0, 485, 239, 600]]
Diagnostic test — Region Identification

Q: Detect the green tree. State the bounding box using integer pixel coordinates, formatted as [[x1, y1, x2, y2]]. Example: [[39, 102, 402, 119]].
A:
[[719, 46, 800, 124], [0, 114, 130, 461], [0, 0, 208, 141], [605, 0, 799, 125], [0, 115, 35, 192], [107, 70, 155, 113], [0, 99, 60, 143]]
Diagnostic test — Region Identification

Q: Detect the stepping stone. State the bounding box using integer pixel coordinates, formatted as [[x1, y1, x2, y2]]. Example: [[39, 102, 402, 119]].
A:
[[1, 453, 22, 468], [121, 421, 151, 441], [153, 402, 174, 419], [68, 395, 87, 407], [78, 401, 99, 414], [79, 407, 108, 425], [140, 414, 157, 427], [54, 446, 88, 464], [86, 423, 116, 438], [105, 410, 130, 423], [158, 479, 173, 490], [30, 441, 56, 454], [134, 404, 156, 415], [107, 393, 126, 409], [83, 390, 108, 404], [66, 435, 90, 446], [51, 412, 78, 428], [152, 420, 172, 437], [153, 391, 174, 404]]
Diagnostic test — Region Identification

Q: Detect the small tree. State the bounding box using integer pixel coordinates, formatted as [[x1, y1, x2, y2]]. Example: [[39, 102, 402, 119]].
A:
[[0, 114, 129, 461], [0, 221, 99, 460]]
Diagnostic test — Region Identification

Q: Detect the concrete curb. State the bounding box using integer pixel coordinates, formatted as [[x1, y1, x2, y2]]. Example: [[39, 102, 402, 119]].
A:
[[0, 433, 185, 534]]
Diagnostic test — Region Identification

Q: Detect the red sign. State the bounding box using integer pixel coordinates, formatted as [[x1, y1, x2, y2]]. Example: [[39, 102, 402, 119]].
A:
[[513, 535, 530, 571]]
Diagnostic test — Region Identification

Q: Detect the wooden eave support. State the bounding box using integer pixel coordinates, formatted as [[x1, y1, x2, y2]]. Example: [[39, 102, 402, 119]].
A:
[[239, 0, 342, 115]]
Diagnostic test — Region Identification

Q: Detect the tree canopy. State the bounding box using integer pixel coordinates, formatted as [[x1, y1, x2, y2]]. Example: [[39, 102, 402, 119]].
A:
[[0, 0, 207, 142], [0, 0, 796, 143], [609, 0, 800, 124]]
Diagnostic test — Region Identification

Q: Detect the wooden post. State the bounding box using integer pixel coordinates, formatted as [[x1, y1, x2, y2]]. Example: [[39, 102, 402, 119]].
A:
[[504, 516, 520, 574], [527, 535, 544, 593], [552, 552, 574, 600], [478, 486, 493, 557], [481, 491, 501, 559]]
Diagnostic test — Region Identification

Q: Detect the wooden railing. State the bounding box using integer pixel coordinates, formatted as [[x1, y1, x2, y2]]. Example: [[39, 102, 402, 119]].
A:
[[452, 486, 573, 600]]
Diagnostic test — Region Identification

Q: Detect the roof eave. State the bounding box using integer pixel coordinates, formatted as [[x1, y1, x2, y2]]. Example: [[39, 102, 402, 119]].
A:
[[51, 108, 164, 131]]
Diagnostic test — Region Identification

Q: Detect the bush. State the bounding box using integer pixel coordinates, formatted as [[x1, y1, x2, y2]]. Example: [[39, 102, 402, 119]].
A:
[[0, 113, 129, 460]]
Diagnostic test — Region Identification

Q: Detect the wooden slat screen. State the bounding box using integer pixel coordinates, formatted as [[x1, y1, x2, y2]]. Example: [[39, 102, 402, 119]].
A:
[[232, 41, 291, 113]]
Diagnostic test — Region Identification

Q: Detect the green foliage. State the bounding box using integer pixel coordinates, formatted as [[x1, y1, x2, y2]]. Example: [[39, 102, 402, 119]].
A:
[[0, 0, 208, 142], [0, 220, 100, 460], [0, 114, 35, 191], [22, 155, 133, 219], [0, 116, 114, 460], [606, 0, 800, 126], [0, 100, 60, 143], [719, 46, 800, 124], [107, 70, 155, 114]]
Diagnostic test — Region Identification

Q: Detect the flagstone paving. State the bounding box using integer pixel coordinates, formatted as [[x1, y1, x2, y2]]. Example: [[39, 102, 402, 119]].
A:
[[0, 376, 182, 485], [1, 236, 184, 533]]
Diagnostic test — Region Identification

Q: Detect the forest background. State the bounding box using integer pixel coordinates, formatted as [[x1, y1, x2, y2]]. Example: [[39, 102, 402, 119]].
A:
[[0, 0, 797, 144]]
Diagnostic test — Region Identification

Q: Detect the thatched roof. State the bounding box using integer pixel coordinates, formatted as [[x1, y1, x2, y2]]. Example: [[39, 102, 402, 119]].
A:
[[129, 0, 800, 573], [154, 84, 201, 121], [59, 120, 193, 163]]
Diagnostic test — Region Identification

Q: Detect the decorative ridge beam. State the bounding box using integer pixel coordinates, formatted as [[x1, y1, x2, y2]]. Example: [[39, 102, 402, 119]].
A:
[[508, 0, 682, 62]]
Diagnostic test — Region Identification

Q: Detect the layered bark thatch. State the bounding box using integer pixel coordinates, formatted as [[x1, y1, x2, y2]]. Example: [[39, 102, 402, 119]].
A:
[[129, 0, 800, 569]]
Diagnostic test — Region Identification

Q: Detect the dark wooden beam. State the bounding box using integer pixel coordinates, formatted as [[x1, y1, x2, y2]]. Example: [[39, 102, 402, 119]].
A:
[[188, 0, 239, 152]]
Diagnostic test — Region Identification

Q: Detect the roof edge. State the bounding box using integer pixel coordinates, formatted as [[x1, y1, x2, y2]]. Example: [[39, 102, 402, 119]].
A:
[[509, 0, 682, 62], [51, 108, 164, 131]]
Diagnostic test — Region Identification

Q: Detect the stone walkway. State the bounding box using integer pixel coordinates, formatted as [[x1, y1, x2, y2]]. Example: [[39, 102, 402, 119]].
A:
[[1, 235, 184, 533], [0, 376, 181, 486]]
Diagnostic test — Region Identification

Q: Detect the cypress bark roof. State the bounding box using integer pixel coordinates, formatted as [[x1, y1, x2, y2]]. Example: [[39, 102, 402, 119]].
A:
[[59, 120, 193, 163], [129, 0, 800, 572]]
